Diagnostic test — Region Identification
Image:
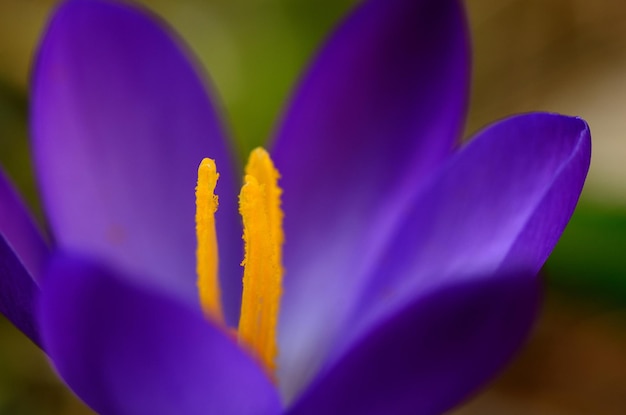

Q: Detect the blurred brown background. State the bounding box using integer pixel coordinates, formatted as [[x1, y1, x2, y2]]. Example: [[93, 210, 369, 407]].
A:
[[1, 0, 626, 414]]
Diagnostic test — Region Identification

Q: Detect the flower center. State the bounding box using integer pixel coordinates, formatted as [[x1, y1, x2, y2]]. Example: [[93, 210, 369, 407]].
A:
[[195, 148, 284, 376]]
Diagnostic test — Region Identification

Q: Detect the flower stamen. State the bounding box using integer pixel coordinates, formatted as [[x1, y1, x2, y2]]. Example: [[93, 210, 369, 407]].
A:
[[195, 148, 284, 376], [195, 158, 224, 323], [238, 148, 284, 374]]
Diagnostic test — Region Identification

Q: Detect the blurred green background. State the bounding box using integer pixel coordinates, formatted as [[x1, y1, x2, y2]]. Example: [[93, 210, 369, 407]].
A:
[[1, 0, 626, 413]]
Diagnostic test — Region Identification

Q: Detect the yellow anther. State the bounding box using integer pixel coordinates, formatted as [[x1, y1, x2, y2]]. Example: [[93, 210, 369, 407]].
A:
[[245, 148, 284, 263], [195, 158, 224, 323], [194, 149, 283, 377], [238, 148, 284, 374]]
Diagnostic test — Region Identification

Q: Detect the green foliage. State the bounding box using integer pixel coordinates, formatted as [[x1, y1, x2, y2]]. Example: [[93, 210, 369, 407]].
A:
[[546, 203, 626, 304]]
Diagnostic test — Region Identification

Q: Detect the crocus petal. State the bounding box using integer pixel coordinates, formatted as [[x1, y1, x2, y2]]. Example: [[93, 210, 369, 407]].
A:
[[0, 169, 47, 345], [348, 113, 590, 337], [0, 168, 49, 280], [281, 113, 589, 398], [288, 273, 539, 415], [38, 255, 281, 415], [273, 0, 470, 392], [0, 235, 40, 346], [31, 0, 242, 321]]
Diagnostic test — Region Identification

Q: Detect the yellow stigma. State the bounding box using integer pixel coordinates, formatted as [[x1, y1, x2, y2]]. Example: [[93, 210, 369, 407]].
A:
[[238, 148, 284, 374], [195, 148, 283, 376], [195, 158, 223, 323]]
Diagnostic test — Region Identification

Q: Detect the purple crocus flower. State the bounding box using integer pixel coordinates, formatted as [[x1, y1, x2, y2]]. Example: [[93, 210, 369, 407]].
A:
[[0, 0, 590, 413]]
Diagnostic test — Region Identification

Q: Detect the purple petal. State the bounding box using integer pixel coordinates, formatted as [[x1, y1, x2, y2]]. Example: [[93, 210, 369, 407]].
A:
[[288, 273, 539, 415], [0, 169, 48, 345], [307, 112, 589, 375], [31, 0, 242, 322], [280, 113, 589, 398], [351, 113, 590, 332], [0, 168, 49, 281], [0, 235, 40, 346], [38, 255, 281, 415], [273, 0, 470, 393]]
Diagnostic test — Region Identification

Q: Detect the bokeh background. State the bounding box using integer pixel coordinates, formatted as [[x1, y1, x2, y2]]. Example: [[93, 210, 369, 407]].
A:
[[1, 0, 626, 413]]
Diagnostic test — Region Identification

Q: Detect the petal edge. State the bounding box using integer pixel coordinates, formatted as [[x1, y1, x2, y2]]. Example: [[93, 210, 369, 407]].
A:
[[39, 255, 281, 415]]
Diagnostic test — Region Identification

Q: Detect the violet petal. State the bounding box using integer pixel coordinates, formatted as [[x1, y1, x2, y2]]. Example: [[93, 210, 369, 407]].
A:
[[0, 169, 47, 345], [0, 167, 49, 281], [38, 255, 281, 415], [31, 0, 242, 322], [348, 113, 590, 340], [288, 273, 539, 415], [281, 113, 589, 398], [273, 0, 470, 393], [0, 234, 40, 346]]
